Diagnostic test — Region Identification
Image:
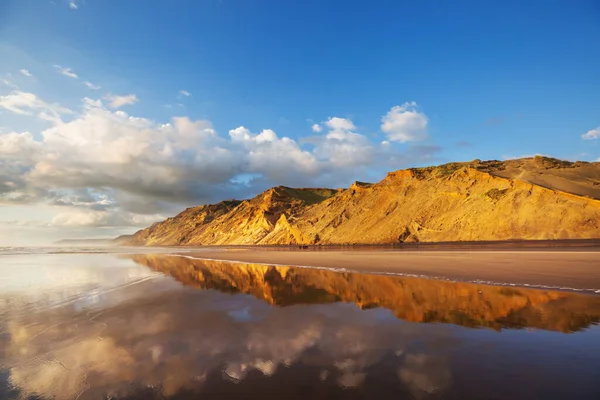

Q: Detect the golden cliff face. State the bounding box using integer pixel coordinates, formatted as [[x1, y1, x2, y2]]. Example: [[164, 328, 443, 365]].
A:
[[129, 254, 600, 332], [127, 156, 600, 246]]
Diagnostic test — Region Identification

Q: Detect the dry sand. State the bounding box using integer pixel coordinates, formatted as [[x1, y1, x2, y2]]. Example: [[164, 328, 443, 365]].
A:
[[181, 244, 600, 291]]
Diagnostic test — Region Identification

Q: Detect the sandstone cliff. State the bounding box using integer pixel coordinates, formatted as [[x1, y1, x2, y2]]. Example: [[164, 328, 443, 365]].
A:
[[127, 156, 600, 245]]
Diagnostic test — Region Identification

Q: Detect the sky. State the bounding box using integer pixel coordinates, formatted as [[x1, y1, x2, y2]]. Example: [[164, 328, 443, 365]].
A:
[[0, 0, 599, 245]]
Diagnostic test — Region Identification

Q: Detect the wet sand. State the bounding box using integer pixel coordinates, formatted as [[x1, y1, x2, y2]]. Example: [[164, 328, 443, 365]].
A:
[[3, 252, 600, 399], [181, 246, 600, 291]]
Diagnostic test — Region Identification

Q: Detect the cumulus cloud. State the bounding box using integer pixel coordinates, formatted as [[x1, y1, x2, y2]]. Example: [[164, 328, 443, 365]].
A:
[[581, 127, 599, 140], [104, 93, 139, 108], [312, 123, 322, 132], [325, 117, 356, 132], [0, 92, 441, 231], [83, 81, 101, 90], [0, 131, 41, 159], [49, 208, 166, 228], [316, 117, 374, 167], [381, 102, 428, 142], [179, 89, 192, 97], [1, 97, 241, 218], [50, 210, 109, 227], [19, 69, 33, 77], [229, 126, 321, 183], [53, 65, 78, 79]]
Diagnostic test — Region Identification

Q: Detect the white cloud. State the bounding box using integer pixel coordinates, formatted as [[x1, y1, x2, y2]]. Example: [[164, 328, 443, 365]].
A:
[[103, 93, 139, 108], [51, 210, 108, 227], [325, 117, 356, 132], [49, 208, 165, 228], [311, 123, 322, 133], [581, 127, 599, 140], [179, 90, 192, 97], [0, 92, 440, 232], [381, 102, 428, 142], [317, 117, 374, 167], [19, 69, 33, 77], [84, 81, 101, 90], [53, 65, 78, 79], [0, 132, 41, 159], [4, 98, 239, 211], [0, 91, 74, 123], [69, 1, 78, 9], [229, 126, 321, 181]]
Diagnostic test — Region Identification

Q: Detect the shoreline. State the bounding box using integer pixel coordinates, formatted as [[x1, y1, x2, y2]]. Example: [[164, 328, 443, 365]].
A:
[[140, 238, 600, 251], [175, 246, 600, 292]]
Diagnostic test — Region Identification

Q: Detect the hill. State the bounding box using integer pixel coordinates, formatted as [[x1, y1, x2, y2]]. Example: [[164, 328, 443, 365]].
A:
[[126, 156, 600, 245]]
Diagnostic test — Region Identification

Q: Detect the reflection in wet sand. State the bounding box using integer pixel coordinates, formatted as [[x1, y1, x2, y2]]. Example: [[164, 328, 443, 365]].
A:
[[129, 254, 600, 332], [1, 254, 600, 400]]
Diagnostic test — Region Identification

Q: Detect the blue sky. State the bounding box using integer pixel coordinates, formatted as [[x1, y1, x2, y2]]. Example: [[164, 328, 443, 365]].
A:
[[0, 0, 599, 244]]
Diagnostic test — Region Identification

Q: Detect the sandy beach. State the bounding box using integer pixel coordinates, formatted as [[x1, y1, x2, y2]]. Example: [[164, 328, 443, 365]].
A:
[[181, 245, 600, 291]]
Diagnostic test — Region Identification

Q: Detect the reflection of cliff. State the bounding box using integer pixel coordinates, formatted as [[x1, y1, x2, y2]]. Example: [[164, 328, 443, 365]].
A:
[[129, 255, 600, 333]]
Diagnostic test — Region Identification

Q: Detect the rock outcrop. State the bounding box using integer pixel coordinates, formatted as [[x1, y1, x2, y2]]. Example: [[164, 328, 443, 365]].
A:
[[127, 156, 600, 245]]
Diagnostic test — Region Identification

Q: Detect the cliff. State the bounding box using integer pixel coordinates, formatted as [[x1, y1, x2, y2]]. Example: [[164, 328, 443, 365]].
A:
[[127, 156, 600, 245]]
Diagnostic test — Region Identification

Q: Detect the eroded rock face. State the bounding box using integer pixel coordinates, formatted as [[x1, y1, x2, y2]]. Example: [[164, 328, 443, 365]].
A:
[[128, 254, 600, 332], [127, 157, 600, 246]]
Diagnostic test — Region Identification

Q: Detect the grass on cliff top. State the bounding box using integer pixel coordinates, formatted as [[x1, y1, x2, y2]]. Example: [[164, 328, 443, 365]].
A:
[[280, 187, 340, 205], [485, 188, 509, 200], [407, 160, 484, 178], [532, 155, 574, 169], [413, 157, 580, 179]]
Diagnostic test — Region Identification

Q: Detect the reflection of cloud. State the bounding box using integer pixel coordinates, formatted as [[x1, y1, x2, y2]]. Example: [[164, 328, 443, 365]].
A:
[[5, 256, 600, 399], [10, 338, 134, 399], [334, 359, 366, 388], [2, 273, 452, 399], [398, 354, 452, 399]]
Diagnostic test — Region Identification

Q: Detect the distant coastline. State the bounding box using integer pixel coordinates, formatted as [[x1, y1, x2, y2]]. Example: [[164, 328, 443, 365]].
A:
[[55, 234, 133, 246], [124, 238, 600, 250]]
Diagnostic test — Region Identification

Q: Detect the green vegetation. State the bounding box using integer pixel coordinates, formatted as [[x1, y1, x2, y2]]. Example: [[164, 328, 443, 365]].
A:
[[499, 288, 523, 297], [222, 199, 242, 207], [435, 162, 464, 177], [485, 188, 509, 200], [352, 181, 373, 188], [408, 167, 434, 180], [534, 155, 573, 169], [281, 187, 339, 205]]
